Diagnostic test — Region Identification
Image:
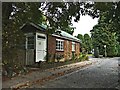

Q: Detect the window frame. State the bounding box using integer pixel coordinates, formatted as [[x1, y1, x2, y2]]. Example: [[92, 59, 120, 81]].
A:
[[27, 36, 35, 49], [72, 42, 75, 52], [56, 39, 64, 51]]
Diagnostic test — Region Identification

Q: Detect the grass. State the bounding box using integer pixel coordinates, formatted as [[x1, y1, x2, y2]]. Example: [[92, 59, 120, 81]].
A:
[[88, 54, 93, 56]]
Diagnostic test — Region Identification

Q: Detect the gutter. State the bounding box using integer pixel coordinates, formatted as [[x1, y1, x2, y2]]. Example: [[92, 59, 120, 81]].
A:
[[52, 34, 81, 43]]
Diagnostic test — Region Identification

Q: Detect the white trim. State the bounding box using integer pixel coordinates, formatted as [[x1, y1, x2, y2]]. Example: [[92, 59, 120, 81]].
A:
[[72, 42, 75, 44], [36, 32, 47, 62], [52, 34, 81, 42], [56, 38, 64, 41], [72, 42, 75, 51], [56, 39, 64, 51]]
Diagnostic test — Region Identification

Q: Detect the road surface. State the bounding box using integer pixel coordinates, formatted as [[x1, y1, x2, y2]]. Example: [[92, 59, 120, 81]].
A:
[[29, 57, 119, 89]]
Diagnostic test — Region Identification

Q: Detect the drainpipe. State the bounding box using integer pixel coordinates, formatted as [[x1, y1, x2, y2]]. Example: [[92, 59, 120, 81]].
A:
[[25, 36, 28, 65], [46, 34, 49, 62]]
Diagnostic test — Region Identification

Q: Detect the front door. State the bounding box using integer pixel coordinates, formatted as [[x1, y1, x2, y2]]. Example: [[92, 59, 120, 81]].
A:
[[36, 33, 47, 62]]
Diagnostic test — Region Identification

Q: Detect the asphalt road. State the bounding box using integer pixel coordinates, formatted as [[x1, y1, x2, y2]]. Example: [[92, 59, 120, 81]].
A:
[[29, 57, 119, 89]]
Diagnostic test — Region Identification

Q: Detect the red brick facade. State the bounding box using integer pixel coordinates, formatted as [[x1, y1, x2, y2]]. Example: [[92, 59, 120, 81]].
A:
[[64, 40, 72, 60], [75, 42, 80, 58], [48, 35, 80, 61], [48, 35, 56, 55]]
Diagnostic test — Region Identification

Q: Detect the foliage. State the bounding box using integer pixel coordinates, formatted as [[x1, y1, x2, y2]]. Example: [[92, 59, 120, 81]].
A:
[[72, 53, 75, 60], [63, 26, 75, 35], [2, 2, 101, 33], [78, 53, 89, 61], [84, 34, 92, 53], [2, 3, 46, 77], [2, 62, 28, 77], [55, 54, 64, 60], [117, 44, 120, 56], [94, 2, 120, 43], [77, 34, 92, 54], [91, 12, 119, 57], [41, 2, 99, 30]]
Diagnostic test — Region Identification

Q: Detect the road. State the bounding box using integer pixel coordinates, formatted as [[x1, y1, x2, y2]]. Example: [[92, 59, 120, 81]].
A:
[[29, 57, 119, 89]]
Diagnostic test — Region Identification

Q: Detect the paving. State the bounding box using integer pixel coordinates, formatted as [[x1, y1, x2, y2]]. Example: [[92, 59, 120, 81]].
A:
[[2, 58, 94, 89], [29, 57, 119, 89]]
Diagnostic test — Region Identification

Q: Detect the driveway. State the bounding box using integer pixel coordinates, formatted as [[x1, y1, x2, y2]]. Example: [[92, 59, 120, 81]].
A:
[[29, 57, 119, 88]]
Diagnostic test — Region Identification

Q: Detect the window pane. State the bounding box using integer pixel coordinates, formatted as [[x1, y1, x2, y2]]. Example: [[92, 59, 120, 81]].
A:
[[56, 39, 64, 51], [28, 44, 34, 49], [27, 36, 34, 49], [72, 42, 75, 51]]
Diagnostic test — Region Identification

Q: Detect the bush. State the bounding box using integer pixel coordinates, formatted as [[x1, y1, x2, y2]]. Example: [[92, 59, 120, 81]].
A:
[[117, 45, 120, 56], [2, 62, 28, 77], [72, 53, 75, 60], [107, 45, 117, 57], [78, 53, 89, 61], [55, 54, 64, 60]]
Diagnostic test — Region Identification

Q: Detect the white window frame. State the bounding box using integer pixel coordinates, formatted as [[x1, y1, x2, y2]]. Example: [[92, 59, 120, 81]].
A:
[[56, 39, 64, 51], [72, 42, 75, 51]]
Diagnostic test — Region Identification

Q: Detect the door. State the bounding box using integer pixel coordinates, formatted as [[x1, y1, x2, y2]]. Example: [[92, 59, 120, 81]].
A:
[[26, 35, 35, 65], [36, 33, 47, 62]]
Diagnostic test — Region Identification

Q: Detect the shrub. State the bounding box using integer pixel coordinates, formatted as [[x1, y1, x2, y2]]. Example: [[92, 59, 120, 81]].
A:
[[107, 45, 117, 57], [72, 52, 75, 60], [117, 44, 120, 56], [55, 54, 64, 60], [2, 62, 28, 77], [78, 53, 89, 61]]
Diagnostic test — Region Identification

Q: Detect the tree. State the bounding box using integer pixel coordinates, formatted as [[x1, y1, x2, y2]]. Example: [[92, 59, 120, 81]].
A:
[[77, 34, 84, 42], [91, 12, 119, 57], [2, 2, 46, 69], [84, 34, 92, 54], [77, 34, 92, 54], [77, 34, 85, 53], [2, 2, 120, 67], [93, 2, 120, 43]]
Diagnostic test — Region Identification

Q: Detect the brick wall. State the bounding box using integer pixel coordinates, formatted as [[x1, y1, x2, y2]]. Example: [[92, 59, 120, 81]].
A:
[[75, 42, 80, 58], [48, 35, 80, 61], [64, 40, 72, 60], [47, 35, 56, 61], [64, 40, 67, 60], [68, 41, 72, 59]]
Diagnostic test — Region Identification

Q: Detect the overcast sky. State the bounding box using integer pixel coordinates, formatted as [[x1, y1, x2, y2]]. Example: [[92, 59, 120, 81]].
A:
[[72, 15, 99, 36]]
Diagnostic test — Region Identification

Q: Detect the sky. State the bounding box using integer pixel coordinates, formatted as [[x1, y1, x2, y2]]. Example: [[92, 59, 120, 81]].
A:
[[72, 15, 99, 36]]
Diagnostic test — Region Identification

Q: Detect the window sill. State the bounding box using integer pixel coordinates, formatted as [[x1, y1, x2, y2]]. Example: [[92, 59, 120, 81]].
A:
[[56, 49, 64, 52]]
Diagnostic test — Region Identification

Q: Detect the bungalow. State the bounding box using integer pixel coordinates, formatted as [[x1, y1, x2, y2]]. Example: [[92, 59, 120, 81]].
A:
[[21, 22, 81, 65]]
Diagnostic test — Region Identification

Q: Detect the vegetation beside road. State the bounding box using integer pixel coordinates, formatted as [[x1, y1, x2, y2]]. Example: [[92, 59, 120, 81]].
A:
[[2, 53, 89, 79]]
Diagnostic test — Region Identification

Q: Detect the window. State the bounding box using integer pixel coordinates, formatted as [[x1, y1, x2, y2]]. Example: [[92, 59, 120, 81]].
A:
[[37, 35, 45, 39], [72, 42, 75, 51], [27, 36, 34, 49], [56, 39, 64, 51]]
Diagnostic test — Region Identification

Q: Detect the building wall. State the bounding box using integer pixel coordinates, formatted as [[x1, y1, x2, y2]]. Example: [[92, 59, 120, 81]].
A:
[[64, 40, 72, 60], [75, 42, 80, 58], [48, 35, 80, 61], [47, 35, 56, 61]]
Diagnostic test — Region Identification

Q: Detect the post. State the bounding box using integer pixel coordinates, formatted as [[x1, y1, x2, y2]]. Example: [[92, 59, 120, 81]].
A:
[[104, 45, 107, 57]]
